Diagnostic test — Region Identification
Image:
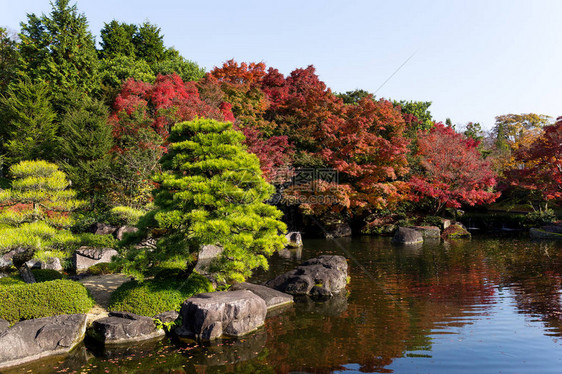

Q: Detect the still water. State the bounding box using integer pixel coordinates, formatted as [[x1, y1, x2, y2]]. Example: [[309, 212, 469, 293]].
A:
[[7, 236, 562, 373]]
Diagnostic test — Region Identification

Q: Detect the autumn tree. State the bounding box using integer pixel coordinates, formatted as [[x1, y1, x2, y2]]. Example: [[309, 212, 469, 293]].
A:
[[135, 119, 287, 284], [409, 123, 500, 213], [108, 74, 229, 206], [507, 119, 562, 208]]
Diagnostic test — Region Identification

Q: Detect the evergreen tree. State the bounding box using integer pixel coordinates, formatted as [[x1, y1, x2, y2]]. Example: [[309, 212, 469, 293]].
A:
[[18, 0, 100, 101], [152, 48, 206, 82], [57, 92, 114, 206], [0, 27, 18, 91], [141, 118, 287, 284], [132, 22, 166, 64], [0, 161, 84, 259], [0, 79, 58, 166], [99, 20, 137, 59]]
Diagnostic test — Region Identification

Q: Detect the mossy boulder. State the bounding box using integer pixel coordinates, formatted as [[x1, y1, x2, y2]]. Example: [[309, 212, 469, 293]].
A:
[[442, 224, 471, 240]]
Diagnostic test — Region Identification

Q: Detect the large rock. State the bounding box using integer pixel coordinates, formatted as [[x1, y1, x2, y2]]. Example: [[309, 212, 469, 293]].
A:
[[442, 223, 471, 240], [74, 247, 118, 272], [392, 227, 424, 245], [0, 319, 9, 334], [92, 312, 164, 344], [530, 228, 562, 240], [115, 226, 139, 241], [411, 226, 441, 240], [153, 310, 179, 324], [264, 255, 348, 298], [229, 282, 293, 310], [0, 248, 29, 269], [89, 222, 118, 236], [323, 222, 352, 238], [176, 290, 267, 341], [285, 232, 303, 247], [25, 257, 63, 271], [0, 314, 87, 369]]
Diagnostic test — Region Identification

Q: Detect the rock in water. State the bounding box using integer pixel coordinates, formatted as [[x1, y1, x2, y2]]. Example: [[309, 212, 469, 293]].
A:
[[285, 232, 303, 247], [229, 282, 293, 310], [264, 255, 348, 298], [92, 312, 164, 344], [176, 290, 267, 341], [0, 314, 87, 369], [391, 227, 424, 245]]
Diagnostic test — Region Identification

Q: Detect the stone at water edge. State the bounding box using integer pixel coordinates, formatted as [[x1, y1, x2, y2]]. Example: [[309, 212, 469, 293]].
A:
[[410, 226, 441, 240], [323, 222, 352, 238], [264, 255, 348, 298], [391, 227, 424, 245], [176, 290, 267, 341], [153, 310, 179, 324], [91, 312, 164, 344], [0, 314, 87, 369], [229, 282, 293, 310], [285, 232, 303, 247]]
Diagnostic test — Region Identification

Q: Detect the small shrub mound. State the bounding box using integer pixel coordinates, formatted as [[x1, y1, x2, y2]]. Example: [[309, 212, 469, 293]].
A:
[[87, 262, 121, 275], [108, 273, 214, 317], [0, 279, 94, 324], [31, 269, 67, 282]]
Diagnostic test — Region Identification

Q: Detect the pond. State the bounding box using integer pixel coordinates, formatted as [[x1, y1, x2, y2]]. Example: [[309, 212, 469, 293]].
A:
[[7, 235, 562, 373]]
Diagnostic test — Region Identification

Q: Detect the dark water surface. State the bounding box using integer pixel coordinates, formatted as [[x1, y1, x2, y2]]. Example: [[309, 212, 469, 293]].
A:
[[6, 236, 562, 373]]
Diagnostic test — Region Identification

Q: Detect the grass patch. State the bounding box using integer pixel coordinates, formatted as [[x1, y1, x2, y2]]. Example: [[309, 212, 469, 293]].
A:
[[0, 279, 94, 324], [108, 273, 214, 317]]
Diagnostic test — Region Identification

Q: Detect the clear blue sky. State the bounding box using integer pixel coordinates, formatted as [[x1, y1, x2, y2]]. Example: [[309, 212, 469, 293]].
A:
[[3, 0, 562, 130]]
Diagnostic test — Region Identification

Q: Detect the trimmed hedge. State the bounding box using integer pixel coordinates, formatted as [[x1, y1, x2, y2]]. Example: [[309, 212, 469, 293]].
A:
[[31, 269, 67, 282], [108, 273, 214, 317], [0, 279, 94, 324]]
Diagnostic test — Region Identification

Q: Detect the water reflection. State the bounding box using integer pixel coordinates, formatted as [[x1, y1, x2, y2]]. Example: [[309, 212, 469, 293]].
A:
[[15, 236, 562, 373]]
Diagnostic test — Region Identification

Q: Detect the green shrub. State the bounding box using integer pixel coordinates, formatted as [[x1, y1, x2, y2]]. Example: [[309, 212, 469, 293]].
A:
[[87, 262, 121, 275], [108, 273, 214, 317], [422, 215, 445, 228], [0, 279, 94, 324], [75, 232, 118, 249], [0, 276, 24, 286], [31, 269, 67, 282], [110, 206, 145, 226], [524, 209, 556, 229]]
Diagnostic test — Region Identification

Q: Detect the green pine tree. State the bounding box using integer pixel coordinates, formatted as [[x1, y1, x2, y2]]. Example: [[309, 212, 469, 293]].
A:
[[139, 118, 287, 284], [57, 92, 114, 207], [17, 0, 100, 101], [0, 79, 58, 166], [0, 161, 84, 259]]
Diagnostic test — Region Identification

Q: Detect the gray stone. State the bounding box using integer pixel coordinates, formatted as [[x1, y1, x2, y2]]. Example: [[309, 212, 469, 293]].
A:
[[285, 232, 303, 247], [25, 257, 63, 271], [0, 314, 87, 370], [193, 245, 224, 284], [265, 255, 348, 298], [135, 237, 157, 250], [323, 222, 352, 238], [442, 219, 451, 229], [530, 228, 562, 240], [18, 264, 36, 284], [115, 226, 139, 240], [411, 226, 441, 240], [89, 222, 118, 236], [176, 290, 267, 341], [153, 310, 179, 324], [229, 282, 293, 310], [392, 227, 424, 245], [0, 319, 9, 334], [92, 312, 164, 344], [0, 248, 28, 269], [74, 247, 118, 272]]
